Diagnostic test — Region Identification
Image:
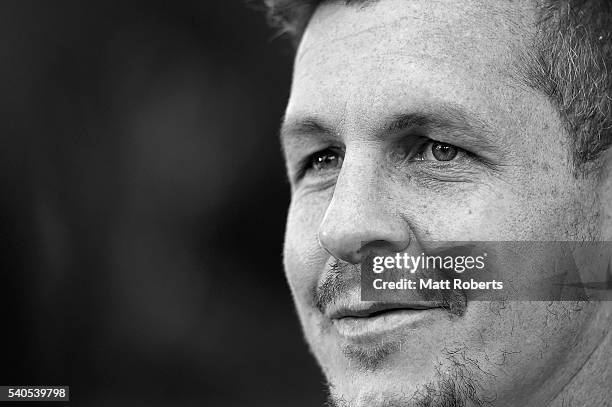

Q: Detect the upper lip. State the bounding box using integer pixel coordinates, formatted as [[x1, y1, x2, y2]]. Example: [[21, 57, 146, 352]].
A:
[[328, 302, 443, 320]]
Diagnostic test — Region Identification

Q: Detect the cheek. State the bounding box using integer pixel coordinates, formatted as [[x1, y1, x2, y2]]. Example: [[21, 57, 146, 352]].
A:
[[283, 190, 333, 306], [405, 186, 516, 241], [408, 176, 583, 242]]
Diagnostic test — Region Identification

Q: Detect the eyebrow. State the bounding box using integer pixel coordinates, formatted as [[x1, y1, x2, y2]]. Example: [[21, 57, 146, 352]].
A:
[[279, 115, 338, 159], [280, 104, 500, 154], [280, 116, 335, 142], [386, 104, 498, 139]]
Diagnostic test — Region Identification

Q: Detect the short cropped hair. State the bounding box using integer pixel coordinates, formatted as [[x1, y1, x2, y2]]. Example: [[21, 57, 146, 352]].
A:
[[264, 0, 612, 173]]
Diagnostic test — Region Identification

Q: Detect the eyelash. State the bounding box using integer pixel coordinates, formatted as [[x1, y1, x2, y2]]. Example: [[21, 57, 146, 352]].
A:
[[297, 147, 344, 180], [412, 139, 466, 162], [296, 140, 480, 182]]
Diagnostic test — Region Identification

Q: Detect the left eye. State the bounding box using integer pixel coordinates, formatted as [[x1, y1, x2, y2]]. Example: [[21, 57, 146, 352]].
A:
[[311, 150, 340, 170], [419, 141, 459, 161], [303, 148, 343, 175]]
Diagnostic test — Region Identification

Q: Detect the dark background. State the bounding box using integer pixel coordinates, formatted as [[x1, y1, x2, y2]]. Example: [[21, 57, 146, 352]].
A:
[[0, 1, 326, 406]]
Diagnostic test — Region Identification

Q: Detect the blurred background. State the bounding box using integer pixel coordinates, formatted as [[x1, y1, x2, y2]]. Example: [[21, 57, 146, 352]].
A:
[[0, 1, 326, 406]]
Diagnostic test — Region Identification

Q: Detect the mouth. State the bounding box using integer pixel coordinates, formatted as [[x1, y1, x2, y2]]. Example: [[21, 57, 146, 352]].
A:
[[328, 302, 446, 342]]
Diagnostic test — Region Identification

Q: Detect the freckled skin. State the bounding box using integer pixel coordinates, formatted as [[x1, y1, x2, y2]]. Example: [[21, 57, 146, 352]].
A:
[[281, 0, 612, 406]]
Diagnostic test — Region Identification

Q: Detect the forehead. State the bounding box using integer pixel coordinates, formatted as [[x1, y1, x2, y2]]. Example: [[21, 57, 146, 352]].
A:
[[286, 0, 537, 130], [299, 0, 534, 54]]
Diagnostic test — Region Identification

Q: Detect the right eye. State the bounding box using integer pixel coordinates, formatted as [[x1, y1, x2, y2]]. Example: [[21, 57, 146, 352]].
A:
[[302, 148, 343, 176]]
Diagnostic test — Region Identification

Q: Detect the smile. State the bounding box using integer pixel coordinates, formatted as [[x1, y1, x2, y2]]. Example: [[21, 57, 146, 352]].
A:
[[328, 302, 446, 343]]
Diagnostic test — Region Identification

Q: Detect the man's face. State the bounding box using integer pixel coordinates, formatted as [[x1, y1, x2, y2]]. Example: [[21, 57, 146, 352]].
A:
[[281, 0, 609, 406]]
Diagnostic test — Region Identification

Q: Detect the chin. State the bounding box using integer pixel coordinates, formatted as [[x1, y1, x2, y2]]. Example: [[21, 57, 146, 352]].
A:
[[311, 327, 495, 407], [319, 355, 443, 407], [326, 379, 439, 407], [325, 372, 484, 407]]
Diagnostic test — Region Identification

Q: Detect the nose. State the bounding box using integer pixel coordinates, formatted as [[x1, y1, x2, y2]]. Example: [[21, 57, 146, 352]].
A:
[[317, 152, 411, 264]]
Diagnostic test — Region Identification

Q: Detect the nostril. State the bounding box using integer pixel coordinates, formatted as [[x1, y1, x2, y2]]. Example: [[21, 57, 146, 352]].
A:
[[358, 238, 411, 261], [361, 239, 398, 253]]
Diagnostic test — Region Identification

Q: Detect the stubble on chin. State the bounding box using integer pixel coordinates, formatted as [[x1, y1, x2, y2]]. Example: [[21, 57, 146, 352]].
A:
[[326, 345, 493, 407], [323, 303, 515, 407]]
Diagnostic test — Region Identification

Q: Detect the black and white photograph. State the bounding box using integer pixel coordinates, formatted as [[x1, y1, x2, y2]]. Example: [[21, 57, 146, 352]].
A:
[[2, 1, 611, 406]]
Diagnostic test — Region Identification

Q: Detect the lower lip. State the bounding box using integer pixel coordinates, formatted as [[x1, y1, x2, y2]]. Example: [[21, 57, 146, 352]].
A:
[[332, 308, 444, 342]]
